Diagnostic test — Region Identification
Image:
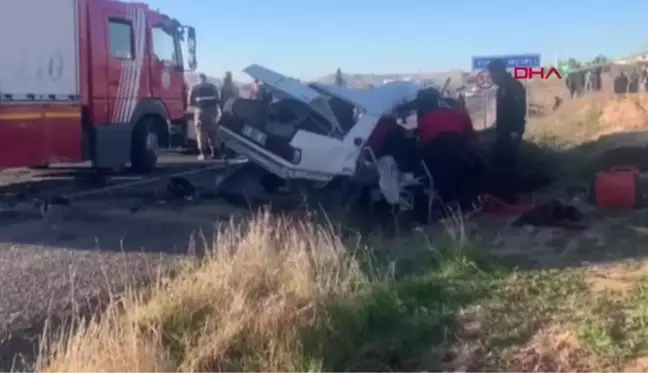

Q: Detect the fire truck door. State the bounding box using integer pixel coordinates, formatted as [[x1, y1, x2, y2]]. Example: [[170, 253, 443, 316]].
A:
[[104, 4, 140, 125], [149, 25, 184, 120]]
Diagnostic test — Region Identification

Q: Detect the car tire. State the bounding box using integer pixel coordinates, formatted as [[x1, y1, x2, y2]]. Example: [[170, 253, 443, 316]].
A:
[[130, 117, 159, 174]]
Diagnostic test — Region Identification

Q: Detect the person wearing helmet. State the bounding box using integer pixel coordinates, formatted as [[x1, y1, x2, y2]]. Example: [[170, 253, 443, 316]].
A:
[[486, 59, 527, 203]]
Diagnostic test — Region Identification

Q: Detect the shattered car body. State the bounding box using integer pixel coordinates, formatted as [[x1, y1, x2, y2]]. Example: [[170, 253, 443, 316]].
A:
[[218, 64, 443, 209]]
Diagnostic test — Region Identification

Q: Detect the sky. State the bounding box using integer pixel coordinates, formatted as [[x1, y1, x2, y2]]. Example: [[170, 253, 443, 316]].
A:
[[144, 0, 648, 81]]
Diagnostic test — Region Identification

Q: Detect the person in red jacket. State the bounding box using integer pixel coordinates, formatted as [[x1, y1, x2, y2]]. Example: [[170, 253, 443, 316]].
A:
[[415, 88, 484, 214]]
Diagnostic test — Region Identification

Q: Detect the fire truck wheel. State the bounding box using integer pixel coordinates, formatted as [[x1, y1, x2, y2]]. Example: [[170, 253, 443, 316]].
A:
[[130, 117, 159, 174]]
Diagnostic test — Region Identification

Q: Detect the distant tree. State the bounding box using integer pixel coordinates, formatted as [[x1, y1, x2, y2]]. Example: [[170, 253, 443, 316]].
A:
[[590, 54, 609, 65], [335, 67, 345, 86], [566, 58, 582, 69]]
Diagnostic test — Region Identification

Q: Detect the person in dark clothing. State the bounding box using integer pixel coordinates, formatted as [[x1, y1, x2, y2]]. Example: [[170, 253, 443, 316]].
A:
[[486, 59, 527, 204], [642, 68, 648, 92], [188, 73, 221, 160], [629, 68, 640, 93], [220, 71, 239, 109], [575, 70, 586, 96], [614, 71, 629, 94], [415, 88, 482, 214], [592, 67, 603, 91], [566, 72, 579, 98]]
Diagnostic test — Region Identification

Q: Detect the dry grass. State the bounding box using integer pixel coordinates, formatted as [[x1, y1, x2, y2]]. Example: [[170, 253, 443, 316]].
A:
[[41, 213, 371, 372]]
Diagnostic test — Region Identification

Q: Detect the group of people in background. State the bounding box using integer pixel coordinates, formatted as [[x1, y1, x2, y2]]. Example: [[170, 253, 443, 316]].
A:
[[565, 65, 648, 97], [612, 68, 648, 94], [565, 67, 603, 97]]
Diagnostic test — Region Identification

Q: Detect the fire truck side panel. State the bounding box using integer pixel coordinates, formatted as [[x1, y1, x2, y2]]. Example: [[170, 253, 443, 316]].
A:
[[0, 105, 49, 168], [0, 0, 84, 168]]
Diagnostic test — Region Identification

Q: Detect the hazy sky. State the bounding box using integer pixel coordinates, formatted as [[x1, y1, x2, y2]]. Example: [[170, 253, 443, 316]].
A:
[[144, 0, 648, 81]]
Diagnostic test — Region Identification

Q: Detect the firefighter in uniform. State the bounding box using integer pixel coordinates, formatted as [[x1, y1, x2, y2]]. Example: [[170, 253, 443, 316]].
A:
[[487, 59, 527, 203], [188, 73, 221, 160]]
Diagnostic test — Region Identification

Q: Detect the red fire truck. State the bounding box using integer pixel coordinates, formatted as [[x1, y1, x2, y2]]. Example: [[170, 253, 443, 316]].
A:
[[0, 0, 197, 173]]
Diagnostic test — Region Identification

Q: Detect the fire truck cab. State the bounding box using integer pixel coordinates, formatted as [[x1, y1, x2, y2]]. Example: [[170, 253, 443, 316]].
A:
[[0, 0, 197, 173]]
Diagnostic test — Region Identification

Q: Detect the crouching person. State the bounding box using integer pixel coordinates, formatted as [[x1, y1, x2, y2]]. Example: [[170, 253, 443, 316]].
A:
[[414, 89, 484, 220]]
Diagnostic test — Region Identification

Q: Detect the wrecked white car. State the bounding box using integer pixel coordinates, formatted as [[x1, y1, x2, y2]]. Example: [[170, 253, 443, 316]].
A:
[[218, 64, 447, 210]]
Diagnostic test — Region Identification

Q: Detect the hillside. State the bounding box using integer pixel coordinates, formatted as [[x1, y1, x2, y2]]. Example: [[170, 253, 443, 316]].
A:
[[316, 70, 470, 88], [185, 69, 472, 91]]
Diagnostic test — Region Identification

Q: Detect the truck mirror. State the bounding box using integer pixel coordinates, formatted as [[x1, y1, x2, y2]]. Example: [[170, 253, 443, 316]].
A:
[[187, 26, 197, 71]]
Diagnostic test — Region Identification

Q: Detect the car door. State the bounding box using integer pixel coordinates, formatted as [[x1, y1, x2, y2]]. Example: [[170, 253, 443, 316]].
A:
[[149, 24, 184, 120]]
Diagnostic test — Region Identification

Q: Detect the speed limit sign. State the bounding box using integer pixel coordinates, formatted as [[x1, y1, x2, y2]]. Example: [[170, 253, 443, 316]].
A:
[[476, 70, 493, 89]]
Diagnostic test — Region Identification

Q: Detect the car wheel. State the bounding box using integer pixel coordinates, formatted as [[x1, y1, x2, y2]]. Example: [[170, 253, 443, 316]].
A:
[[130, 117, 159, 174]]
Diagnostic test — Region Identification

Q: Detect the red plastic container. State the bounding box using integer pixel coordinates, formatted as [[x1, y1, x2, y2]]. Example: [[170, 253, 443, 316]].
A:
[[594, 166, 639, 209]]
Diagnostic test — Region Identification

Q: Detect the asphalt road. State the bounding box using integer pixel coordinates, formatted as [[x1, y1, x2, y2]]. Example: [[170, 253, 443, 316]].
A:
[[0, 154, 250, 369]]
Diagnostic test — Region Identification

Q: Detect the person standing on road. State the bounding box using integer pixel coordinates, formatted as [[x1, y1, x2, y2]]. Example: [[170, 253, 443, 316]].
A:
[[220, 71, 239, 109], [188, 73, 221, 160], [486, 59, 527, 204]]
